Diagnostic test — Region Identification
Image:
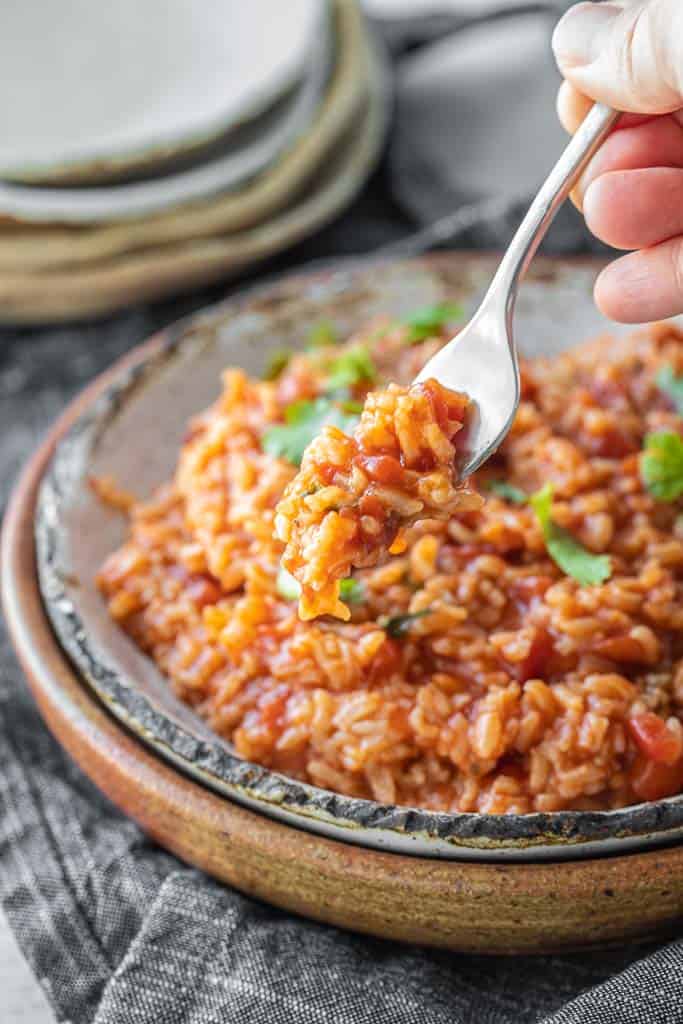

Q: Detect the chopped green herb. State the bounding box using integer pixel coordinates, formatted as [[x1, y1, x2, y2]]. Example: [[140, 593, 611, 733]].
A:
[[383, 609, 432, 637], [485, 479, 527, 504], [276, 567, 301, 601], [263, 348, 292, 380], [640, 431, 683, 501], [656, 365, 683, 416], [339, 577, 365, 605], [326, 345, 377, 392], [306, 319, 337, 349], [282, 399, 314, 424], [277, 570, 364, 605], [403, 302, 463, 344], [340, 398, 364, 414], [262, 397, 360, 466], [530, 484, 611, 586]]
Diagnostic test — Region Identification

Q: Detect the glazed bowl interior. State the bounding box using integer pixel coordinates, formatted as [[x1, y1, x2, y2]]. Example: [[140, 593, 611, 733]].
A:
[[36, 253, 683, 862]]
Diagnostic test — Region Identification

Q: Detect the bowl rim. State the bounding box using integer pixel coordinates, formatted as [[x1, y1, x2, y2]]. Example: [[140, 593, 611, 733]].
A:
[[20, 250, 683, 861]]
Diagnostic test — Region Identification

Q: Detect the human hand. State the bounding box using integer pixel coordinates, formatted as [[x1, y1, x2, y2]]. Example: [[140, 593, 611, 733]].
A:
[[552, 0, 683, 322]]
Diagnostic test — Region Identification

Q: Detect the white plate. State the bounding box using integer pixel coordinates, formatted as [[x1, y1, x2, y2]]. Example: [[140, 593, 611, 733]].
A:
[[0, 14, 333, 224], [0, 0, 325, 184], [0, 24, 391, 322]]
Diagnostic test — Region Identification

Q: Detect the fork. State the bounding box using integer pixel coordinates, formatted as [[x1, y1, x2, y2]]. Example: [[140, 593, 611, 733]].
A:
[[414, 101, 620, 477]]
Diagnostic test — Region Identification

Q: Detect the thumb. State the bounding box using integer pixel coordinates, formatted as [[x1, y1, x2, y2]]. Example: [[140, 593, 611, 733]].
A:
[[552, 0, 683, 113]]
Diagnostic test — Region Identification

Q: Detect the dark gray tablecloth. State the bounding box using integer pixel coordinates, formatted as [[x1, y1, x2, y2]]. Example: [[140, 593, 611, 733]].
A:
[[2, 7, 682, 1023]]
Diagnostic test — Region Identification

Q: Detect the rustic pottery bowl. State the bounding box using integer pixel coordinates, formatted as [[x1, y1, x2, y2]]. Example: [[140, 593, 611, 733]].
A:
[[5, 253, 683, 952]]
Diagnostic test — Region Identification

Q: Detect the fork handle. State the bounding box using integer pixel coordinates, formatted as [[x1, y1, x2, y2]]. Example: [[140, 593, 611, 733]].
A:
[[488, 102, 620, 308]]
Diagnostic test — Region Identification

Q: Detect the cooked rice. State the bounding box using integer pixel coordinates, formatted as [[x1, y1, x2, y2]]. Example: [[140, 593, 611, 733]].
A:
[[97, 317, 683, 814], [275, 379, 481, 620]]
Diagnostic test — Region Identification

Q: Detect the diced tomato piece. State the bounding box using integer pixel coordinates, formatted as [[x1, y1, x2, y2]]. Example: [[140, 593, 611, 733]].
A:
[[411, 453, 437, 473], [506, 628, 554, 683], [185, 576, 222, 609], [494, 756, 526, 783], [628, 713, 683, 766], [358, 493, 385, 519], [419, 379, 467, 434], [316, 463, 338, 485], [519, 372, 537, 402], [356, 454, 404, 486], [370, 637, 402, 680], [585, 428, 637, 459], [631, 754, 683, 802], [168, 565, 222, 608]]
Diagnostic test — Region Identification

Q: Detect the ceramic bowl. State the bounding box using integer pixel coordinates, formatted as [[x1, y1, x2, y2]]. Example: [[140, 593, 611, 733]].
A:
[[29, 252, 683, 862]]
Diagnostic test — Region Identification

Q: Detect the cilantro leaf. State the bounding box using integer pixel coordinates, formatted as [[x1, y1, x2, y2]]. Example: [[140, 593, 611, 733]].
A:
[[656, 365, 683, 416], [263, 348, 291, 380], [306, 319, 337, 349], [262, 398, 360, 466], [277, 569, 365, 606], [282, 399, 316, 425], [640, 431, 683, 501], [340, 398, 363, 414], [276, 567, 301, 600], [530, 483, 612, 586], [383, 609, 431, 637], [326, 346, 377, 392], [485, 479, 527, 504], [403, 302, 463, 344], [339, 577, 365, 605]]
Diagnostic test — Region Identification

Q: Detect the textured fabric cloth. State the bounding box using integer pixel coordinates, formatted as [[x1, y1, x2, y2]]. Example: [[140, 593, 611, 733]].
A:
[[1, 6, 681, 1023]]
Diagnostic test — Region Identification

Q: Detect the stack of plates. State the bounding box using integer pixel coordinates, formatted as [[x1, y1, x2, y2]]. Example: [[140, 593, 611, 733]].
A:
[[0, 0, 389, 323]]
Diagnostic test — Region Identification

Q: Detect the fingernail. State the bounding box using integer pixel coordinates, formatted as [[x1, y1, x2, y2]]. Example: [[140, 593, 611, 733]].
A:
[[552, 2, 621, 67]]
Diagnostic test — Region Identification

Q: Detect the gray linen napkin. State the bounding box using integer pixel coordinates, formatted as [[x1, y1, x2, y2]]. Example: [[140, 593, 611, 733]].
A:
[[1, 7, 677, 1024]]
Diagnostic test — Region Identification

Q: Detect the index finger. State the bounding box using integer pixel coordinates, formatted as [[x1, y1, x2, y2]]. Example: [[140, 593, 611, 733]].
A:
[[557, 80, 654, 136], [557, 80, 659, 207]]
